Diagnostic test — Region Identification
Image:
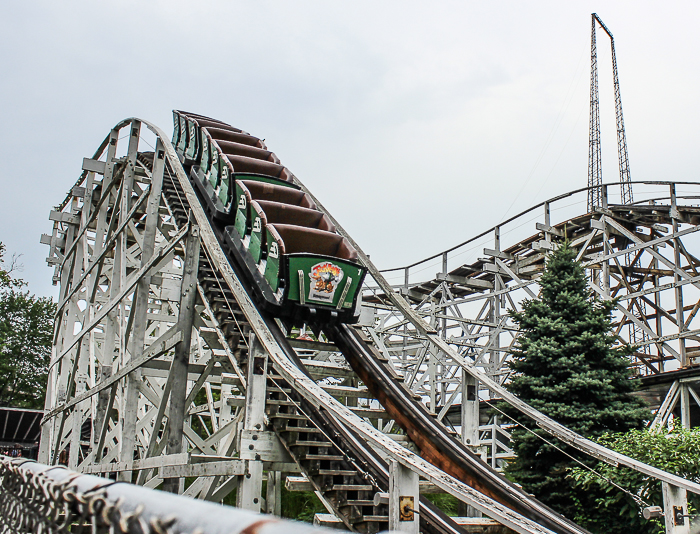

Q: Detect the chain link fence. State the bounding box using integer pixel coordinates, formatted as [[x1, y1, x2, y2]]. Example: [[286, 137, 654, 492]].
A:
[[0, 457, 337, 534]]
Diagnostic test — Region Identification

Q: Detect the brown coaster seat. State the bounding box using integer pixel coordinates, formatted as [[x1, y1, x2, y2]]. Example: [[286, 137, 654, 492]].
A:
[[218, 140, 279, 163], [242, 180, 315, 208], [196, 118, 243, 132], [225, 155, 293, 181], [254, 200, 335, 232], [179, 112, 229, 126], [205, 127, 265, 148], [267, 223, 358, 262]]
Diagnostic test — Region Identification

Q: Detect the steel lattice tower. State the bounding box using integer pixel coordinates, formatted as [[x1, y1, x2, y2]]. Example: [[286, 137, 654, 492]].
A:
[[587, 15, 603, 212], [589, 14, 644, 352], [588, 13, 633, 210]]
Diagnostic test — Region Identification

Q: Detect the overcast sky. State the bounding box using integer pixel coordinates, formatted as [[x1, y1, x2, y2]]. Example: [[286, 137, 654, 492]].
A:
[[1, 1, 698, 299]]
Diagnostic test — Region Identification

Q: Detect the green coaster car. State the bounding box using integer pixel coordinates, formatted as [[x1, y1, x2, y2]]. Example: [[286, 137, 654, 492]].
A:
[[173, 110, 367, 325]]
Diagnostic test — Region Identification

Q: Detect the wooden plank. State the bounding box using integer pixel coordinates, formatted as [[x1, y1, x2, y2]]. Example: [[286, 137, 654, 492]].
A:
[[160, 460, 246, 478], [435, 273, 493, 290], [301, 359, 356, 379], [288, 338, 338, 351], [535, 222, 564, 236], [483, 248, 515, 260], [163, 226, 201, 493], [49, 211, 79, 225], [79, 452, 190, 474], [239, 429, 292, 462], [82, 157, 107, 174]]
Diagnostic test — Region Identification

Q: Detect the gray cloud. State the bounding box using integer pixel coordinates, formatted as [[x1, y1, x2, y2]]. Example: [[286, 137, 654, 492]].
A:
[[0, 0, 697, 297]]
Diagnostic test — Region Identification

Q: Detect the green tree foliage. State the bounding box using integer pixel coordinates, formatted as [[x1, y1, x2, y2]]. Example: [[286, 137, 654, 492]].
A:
[[0, 243, 56, 408], [0, 243, 22, 289], [424, 493, 459, 516], [569, 428, 700, 533], [221, 487, 326, 522], [279, 488, 327, 522], [500, 243, 649, 520]]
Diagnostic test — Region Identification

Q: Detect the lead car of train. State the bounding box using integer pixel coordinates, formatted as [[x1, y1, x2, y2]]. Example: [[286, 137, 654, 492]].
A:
[[172, 110, 367, 325]]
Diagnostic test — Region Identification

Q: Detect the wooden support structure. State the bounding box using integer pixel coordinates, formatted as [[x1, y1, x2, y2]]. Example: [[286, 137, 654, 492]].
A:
[[163, 225, 201, 493], [236, 334, 267, 511], [662, 482, 689, 534], [389, 460, 420, 534], [40, 115, 700, 534]]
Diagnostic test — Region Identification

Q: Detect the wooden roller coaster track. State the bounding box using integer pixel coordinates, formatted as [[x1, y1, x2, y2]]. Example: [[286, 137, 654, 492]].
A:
[[40, 116, 700, 533]]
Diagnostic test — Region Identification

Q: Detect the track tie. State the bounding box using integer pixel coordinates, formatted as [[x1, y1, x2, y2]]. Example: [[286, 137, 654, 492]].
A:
[[316, 469, 358, 476], [332, 484, 374, 491], [287, 439, 334, 448], [343, 500, 376, 507], [298, 453, 345, 461]]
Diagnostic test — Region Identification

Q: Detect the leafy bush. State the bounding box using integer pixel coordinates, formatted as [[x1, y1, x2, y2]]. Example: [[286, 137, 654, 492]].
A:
[[0, 243, 55, 409], [568, 428, 700, 533], [424, 493, 459, 516], [280, 488, 327, 522]]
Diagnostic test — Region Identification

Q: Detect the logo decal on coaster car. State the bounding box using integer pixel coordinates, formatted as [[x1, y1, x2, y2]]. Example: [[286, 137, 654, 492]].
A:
[[308, 262, 344, 303]]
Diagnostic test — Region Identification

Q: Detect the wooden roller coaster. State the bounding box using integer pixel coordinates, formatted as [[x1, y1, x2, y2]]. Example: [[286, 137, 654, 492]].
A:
[[36, 108, 700, 534]]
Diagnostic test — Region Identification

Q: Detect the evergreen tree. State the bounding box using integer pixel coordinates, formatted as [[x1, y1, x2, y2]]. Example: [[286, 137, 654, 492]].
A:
[[501, 243, 649, 520]]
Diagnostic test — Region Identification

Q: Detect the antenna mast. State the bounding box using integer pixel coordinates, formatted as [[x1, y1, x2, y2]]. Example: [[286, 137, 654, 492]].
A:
[[588, 15, 602, 211], [588, 13, 633, 210]]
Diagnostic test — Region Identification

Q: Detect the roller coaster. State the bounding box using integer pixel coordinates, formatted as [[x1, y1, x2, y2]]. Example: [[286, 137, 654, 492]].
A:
[[38, 111, 700, 534]]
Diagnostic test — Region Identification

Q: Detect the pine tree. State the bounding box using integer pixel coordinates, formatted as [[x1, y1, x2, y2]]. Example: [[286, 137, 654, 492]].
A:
[[501, 242, 649, 520]]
